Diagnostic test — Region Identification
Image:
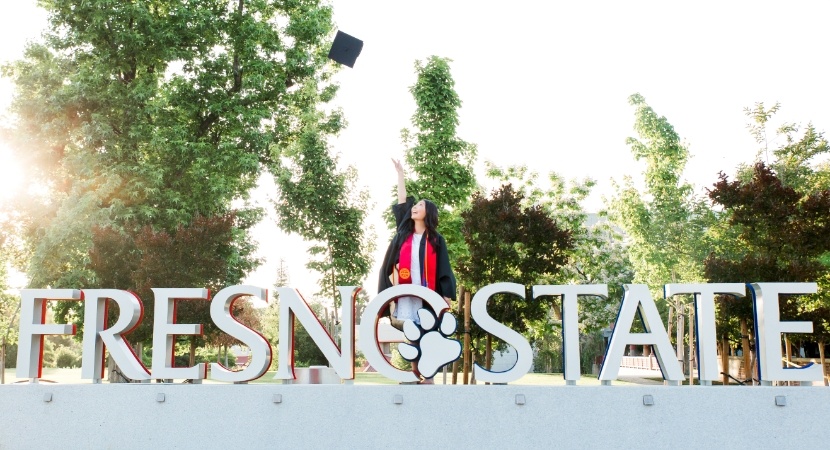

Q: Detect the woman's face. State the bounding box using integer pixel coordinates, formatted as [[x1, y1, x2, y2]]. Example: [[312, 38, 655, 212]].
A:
[[411, 200, 426, 220]]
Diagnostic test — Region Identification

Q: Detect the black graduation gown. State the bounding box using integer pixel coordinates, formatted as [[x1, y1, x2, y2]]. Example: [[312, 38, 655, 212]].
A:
[[377, 197, 457, 301]]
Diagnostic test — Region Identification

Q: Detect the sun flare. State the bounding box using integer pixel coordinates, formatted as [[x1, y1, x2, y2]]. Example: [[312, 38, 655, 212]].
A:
[[0, 143, 24, 203]]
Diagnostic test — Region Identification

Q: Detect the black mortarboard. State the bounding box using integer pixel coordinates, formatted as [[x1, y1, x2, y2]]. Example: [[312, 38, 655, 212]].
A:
[[327, 30, 363, 68]]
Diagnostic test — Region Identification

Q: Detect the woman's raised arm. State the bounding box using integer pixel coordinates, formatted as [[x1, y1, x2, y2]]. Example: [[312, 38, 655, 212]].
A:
[[392, 158, 407, 204]]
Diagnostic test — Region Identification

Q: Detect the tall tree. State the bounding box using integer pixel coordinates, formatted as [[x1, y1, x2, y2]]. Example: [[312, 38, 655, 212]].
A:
[[709, 104, 830, 382], [607, 93, 711, 294], [271, 110, 375, 306], [485, 163, 632, 332], [458, 183, 573, 358], [396, 56, 478, 267], [606, 94, 713, 373], [1, 1, 338, 294], [86, 213, 259, 362], [705, 162, 830, 380], [0, 200, 29, 382]]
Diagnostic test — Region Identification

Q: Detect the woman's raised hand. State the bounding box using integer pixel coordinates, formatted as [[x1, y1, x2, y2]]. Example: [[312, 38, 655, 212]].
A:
[[392, 158, 404, 175]]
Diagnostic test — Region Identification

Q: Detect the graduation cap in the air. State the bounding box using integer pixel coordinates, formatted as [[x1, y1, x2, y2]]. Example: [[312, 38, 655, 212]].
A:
[[328, 30, 363, 68]]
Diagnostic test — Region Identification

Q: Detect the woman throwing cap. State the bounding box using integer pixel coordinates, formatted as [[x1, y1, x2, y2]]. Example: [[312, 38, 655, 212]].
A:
[[378, 159, 457, 329]]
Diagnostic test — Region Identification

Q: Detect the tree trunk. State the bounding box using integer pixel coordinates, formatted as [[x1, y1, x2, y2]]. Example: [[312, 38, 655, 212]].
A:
[[819, 340, 827, 386], [784, 334, 792, 386], [688, 308, 695, 385], [485, 334, 492, 370], [189, 337, 197, 367], [720, 337, 729, 384], [676, 305, 685, 374], [485, 334, 492, 385], [1, 340, 5, 384], [136, 342, 144, 367], [470, 351, 477, 385], [463, 290, 471, 385], [453, 286, 464, 385], [667, 305, 674, 346], [740, 319, 751, 382]]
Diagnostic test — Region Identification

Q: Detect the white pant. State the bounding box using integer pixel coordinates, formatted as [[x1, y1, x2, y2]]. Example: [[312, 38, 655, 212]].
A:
[[394, 296, 423, 324]]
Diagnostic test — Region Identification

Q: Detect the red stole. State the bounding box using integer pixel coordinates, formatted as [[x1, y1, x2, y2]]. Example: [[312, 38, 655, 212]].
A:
[[397, 233, 436, 290]]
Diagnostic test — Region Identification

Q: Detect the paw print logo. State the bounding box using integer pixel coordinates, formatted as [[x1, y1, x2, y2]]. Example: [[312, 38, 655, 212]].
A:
[[397, 308, 462, 379]]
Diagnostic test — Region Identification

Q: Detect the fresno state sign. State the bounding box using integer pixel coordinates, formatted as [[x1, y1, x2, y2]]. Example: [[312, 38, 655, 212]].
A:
[[15, 282, 824, 384]]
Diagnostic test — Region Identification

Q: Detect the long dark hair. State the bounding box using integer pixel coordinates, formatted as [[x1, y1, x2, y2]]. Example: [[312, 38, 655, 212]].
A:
[[398, 199, 440, 247]]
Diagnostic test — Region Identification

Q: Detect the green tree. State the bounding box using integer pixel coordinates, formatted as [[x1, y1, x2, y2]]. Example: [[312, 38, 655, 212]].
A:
[[744, 101, 830, 192], [397, 56, 478, 270], [0, 205, 26, 382], [272, 121, 375, 306], [261, 258, 290, 368], [458, 183, 573, 364], [607, 94, 711, 295], [485, 163, 632, 332], [485, 163, 632, 372], [1, 1, 338, 299], [709, 104, 830, 382], [705, 162, 830, 380], [85, 212, 259, 369]]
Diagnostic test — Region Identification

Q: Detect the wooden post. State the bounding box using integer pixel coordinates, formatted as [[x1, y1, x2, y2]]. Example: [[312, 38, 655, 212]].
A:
[[667, 305, 674, 346], [452, 287, 464, 385], [740, 319, 751, 382], [720, 338, 729, 384], [485, 334, 492, 385], [784, 334, 792, 386], [485, 334, 492, 370], [470, 352, 477, 385], [819, 340, 827, 386], [676, 305, 685, 374], [689, 308, 695, 385], [463, 291, 471, 385]]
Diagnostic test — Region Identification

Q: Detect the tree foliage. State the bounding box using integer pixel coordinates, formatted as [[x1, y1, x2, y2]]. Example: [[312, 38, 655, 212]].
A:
[[705, 162, 830, 344], [743, 102, 830, 191], [458, 183, 573, 342], [485, 163, 632, 333], [83, 212, 259, 346], [272, 120, 375, 306], [607, 93, 711, 296], [708, 104, 830, 349], [1, 0, 338, 297], [396, 56, 477, 267]]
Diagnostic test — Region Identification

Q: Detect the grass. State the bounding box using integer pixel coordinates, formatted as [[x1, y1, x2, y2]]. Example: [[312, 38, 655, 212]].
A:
[[251, 371, 637, 386], [3, 368, 645, 386]]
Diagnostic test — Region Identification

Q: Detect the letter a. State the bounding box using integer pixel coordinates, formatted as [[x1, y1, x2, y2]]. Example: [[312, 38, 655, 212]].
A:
[[599, 284, 684, 383]]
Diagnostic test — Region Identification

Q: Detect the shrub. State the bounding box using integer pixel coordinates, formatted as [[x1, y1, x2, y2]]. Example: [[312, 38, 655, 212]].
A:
[[55, 347, 81, 368]]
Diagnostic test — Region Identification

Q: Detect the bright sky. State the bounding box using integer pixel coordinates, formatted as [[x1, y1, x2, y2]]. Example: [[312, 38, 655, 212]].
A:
[[2, 1, 830, 301]]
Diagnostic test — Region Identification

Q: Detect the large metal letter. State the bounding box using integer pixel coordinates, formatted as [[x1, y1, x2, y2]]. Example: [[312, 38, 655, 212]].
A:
[[750, 282, 823, 383], [358, 285, 450, 383], [533, 284, 608, 383], [471, 283, 533, 384], [151, 288, 209, 380], [16, 289, 81, 379], [81, 289, 150, 382], [210, 285, 272, 382], [664, 283, 745, 385], [599, 284, 684, 383], [274, 286, 358, 381]]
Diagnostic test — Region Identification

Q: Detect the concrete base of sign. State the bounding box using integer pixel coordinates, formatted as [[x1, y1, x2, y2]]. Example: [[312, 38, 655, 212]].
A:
[[1, 384, 827, 448]]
